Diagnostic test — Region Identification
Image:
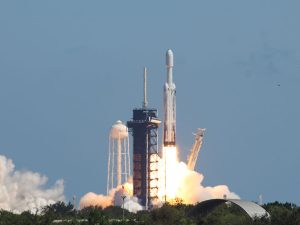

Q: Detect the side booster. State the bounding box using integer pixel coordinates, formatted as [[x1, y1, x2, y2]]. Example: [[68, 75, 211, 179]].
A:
[[163, 49, 176, 146]]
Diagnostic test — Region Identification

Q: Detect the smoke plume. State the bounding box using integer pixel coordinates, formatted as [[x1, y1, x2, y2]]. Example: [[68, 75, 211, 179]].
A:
[[156, 147, 239, 204], [80, 180, 143, 213], [0, 155, 65, 213], [79, 192, 113, 209], [170, 161, 239, 204], [80, 161, 238, 212]]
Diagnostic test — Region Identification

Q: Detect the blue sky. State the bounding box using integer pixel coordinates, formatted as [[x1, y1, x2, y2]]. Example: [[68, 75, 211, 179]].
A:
[[0, 1, 299, 204]]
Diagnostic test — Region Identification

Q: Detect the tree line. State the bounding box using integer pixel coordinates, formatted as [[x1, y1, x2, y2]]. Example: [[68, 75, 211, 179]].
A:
[[0, 201, 299, 225]]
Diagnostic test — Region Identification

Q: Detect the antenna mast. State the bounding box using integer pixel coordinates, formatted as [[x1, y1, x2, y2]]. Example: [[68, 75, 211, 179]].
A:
[[143, 67, 148, 108]]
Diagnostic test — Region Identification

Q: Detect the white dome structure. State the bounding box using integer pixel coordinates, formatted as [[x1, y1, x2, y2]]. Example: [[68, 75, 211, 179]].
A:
[[110, 120, 128, 139]]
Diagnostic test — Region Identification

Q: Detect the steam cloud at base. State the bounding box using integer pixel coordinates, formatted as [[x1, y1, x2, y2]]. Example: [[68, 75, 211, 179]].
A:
[[79, 159, 239, 212], [0, 155, 65, 213], [80, 181, 143, 213]]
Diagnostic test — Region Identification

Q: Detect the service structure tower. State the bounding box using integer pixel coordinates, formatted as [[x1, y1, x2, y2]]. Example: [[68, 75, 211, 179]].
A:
[[127, 67, 161, 209]]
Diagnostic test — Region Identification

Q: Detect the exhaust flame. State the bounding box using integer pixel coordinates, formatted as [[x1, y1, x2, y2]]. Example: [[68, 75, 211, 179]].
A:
[[158, 146, 180, 200], [81, 145, 238, 211], [81, 146, 239, 211], [156, 146, 239, 204]]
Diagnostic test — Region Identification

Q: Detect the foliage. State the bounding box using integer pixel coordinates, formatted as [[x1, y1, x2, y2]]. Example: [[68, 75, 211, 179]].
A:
[[0, 201, 299, 225]]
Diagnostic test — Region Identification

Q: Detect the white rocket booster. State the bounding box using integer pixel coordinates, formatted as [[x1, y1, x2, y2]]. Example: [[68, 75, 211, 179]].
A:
[[163, 49, 176, 146]]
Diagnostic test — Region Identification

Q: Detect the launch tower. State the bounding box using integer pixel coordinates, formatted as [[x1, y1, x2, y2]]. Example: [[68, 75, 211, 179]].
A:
[[127, 68, 161, 209]]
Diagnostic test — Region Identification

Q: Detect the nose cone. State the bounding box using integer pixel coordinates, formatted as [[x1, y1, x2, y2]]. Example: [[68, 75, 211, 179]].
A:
[[166, 49, 174, 67]]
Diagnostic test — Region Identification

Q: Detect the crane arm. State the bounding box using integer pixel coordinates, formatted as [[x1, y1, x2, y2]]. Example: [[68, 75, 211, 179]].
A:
[[187, 128, 205, 171]]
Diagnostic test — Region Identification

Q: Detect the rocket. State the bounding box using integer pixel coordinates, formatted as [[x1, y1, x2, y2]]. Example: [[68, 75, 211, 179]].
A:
[[163, 49, 176, 146]]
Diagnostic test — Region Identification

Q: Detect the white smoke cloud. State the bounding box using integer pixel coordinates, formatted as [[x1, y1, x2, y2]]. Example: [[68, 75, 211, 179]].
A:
[[0, 155, 65, 213], [156, 147, 239, 205], [80, 148, 238, 213], [79, 192, 112, 209], [113, 184, 143, 213], [80, 180, 143, 213], [174, 162, 239, 204], [80, 162, 238, 213]]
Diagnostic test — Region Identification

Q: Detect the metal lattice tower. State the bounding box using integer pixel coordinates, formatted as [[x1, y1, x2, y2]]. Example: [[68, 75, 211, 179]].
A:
[[127, 68, 161, 209], [127, 109, 160, 208]]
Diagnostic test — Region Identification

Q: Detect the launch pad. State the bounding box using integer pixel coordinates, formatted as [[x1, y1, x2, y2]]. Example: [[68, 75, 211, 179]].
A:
[[108, 50, 204, 209], [97, 49, 269, 218]]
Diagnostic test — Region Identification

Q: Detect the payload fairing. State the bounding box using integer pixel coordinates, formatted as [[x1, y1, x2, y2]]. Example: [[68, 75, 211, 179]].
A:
[[163, 49, 176, 147]]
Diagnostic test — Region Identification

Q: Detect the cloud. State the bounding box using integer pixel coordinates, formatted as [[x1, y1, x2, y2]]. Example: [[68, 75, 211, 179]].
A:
[[0, 155, 65, 213]]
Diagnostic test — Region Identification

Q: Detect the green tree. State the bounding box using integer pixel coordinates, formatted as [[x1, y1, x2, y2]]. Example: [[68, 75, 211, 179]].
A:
[[0, 210, 18, 225], [151, 204, 185, 225], [87, 207, 108, 225]]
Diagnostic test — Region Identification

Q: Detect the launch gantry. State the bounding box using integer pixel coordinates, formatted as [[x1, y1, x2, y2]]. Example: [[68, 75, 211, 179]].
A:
[[127, 68, 161, 209]]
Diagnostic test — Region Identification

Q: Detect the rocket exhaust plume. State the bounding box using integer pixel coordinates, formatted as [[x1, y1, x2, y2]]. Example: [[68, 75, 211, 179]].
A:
[[157, 147, 239, 204], [80, 154, 239, 211], [0, 155, 65, 213]]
